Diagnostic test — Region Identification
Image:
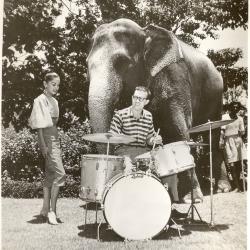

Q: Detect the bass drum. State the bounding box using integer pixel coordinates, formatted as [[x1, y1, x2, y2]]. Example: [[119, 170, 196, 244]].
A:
[[102, 172, 171, 240]]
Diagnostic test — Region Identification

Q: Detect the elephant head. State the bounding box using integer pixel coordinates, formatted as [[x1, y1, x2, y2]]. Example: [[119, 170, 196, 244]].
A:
[[87, 18, 187, 140]]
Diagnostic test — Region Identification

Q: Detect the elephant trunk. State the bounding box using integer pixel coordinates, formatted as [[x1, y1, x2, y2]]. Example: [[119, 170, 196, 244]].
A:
[[88, 63, 122, 135]]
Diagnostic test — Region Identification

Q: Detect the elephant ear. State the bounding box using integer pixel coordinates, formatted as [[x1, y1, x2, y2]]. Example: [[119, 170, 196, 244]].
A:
[[143, 24, 184, 77]]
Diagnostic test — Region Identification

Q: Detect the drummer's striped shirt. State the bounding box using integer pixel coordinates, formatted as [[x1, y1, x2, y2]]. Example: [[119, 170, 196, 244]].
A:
[[109, 106, 156, 147]]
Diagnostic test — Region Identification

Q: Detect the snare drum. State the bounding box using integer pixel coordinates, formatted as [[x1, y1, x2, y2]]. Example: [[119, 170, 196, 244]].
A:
[[102, 172, 171, 240], [135, 141, 195, 177], [79, 154, 124, 202], [153, 141, 194, 177]]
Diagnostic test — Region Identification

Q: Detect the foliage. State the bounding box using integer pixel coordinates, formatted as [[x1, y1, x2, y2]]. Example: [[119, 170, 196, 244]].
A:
[[1, 179, 43, 198], [95, 0, 140, 23], [3, 0, 63, 129], [96, 0, 248, 46], [3, 0, 97, 130], [59, 119, 96, 171], [1, 125, 43, 182], [1, 121, 95, 183], [2, 0, 248, 131], [208, 48, 243, 68], [207, 48, 248, 106], [1, 176, 80, 198], [1, 121, 95, 198], [60, 175, 81, 198]]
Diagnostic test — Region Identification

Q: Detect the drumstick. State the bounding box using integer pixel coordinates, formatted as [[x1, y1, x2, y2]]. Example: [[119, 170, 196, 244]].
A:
[[152, 128, 160, 150]]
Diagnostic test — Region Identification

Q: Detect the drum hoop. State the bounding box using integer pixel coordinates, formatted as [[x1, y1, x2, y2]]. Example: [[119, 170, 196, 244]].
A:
[[81, 154, 124, 161], [135, 157, 151, 161], [101, 173, 124, 204], [102, 171, 161, 204], [159, 164, 195, 177]]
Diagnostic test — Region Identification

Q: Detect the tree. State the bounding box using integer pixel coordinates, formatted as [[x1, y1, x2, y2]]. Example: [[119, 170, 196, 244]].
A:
[[91, 0, 248, 47], [2, 0, 248, 130], [3, 0, 98, 130], [3, 0, 64, 129], [207, 48, 247, 106]]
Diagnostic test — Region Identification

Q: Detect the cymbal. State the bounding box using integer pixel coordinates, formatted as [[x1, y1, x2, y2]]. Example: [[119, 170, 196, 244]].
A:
[[82, 133, 136, 144], [188, 120, 235, 133], [186, 141, 209, 147]]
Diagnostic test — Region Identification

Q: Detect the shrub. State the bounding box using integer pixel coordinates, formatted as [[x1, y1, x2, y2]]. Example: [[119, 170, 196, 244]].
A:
[[1, 125, 43, 182], [1, 178, 43, 198], [59, 120, 97, 173], [1, 121, 96, 198], [60, 175, 81, 198], [1, 175, 81, 198], [1, 121, 95, 180]]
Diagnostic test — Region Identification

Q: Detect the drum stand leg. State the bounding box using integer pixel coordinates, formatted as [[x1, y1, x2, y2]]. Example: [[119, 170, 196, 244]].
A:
[[97, 205, 104, 241], [185, 168, 205, 225], [83, 202, 88, 231], [170, 218, 182, 238], [95, 201, 98, 224]]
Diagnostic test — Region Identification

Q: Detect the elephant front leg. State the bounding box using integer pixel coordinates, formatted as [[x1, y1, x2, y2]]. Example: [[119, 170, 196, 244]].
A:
[[155, 101, 203, 203]]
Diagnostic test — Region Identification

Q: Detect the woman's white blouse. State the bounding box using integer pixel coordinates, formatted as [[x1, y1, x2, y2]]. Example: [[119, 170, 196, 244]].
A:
[[29, 93, 59, 129]]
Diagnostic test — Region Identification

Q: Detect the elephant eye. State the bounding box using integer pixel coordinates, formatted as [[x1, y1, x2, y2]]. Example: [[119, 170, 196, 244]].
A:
[[113, 54, 133, 74]]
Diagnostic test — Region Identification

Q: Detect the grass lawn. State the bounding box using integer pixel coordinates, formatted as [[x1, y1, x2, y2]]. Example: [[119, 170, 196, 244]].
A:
[[2, 191, 247, 250]]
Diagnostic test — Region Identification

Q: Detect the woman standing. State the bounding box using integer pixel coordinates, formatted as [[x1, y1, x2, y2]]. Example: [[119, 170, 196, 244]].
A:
[[221, 102, 247, 192], [29, 72, 66, 225]]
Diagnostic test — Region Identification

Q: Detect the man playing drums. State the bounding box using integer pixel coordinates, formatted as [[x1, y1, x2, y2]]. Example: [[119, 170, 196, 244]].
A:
[[109, 86, 185, 218], [110, 86, 162, 161]]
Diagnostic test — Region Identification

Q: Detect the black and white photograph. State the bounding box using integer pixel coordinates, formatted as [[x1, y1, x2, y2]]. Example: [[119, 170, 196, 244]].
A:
[[1, 0, 248, 249]]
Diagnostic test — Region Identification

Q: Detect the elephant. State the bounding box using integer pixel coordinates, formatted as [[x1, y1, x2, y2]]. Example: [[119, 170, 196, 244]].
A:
[[87, 18, 229, 199]]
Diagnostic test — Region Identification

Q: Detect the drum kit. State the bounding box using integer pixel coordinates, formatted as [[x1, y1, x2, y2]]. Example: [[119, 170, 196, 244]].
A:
[[79, 119, 234, 241]]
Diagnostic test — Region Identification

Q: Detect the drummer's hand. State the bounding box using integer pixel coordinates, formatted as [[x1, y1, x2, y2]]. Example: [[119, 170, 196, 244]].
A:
[[219, 142, 224, 149], [151, 135, 163, 145]]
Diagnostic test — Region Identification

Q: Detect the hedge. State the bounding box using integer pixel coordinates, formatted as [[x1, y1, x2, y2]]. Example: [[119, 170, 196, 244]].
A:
[[1, 121, 96, 198]]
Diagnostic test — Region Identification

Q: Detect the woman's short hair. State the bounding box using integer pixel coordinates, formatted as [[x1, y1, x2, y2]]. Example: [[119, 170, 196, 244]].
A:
[[134, 86, 151, 99], [44, 72, 60, 82]]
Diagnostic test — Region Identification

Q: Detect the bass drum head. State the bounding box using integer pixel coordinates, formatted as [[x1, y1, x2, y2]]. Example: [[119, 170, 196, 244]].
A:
[[103, 173, 171, 240]]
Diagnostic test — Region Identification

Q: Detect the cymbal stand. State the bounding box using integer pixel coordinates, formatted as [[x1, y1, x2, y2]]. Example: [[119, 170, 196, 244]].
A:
[[105, 134, 111, 181], [208, 120, 214, 227], [96, 134, 111, 240], [186, 167, 204, 224]]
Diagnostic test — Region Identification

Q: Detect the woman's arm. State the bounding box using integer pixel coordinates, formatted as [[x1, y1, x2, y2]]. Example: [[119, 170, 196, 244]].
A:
[[238, 117, 245, 136], [37, 128, 48, 158]]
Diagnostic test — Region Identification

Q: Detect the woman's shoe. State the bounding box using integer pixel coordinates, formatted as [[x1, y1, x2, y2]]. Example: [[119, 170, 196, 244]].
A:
[[231, 188, 240, 193], [216, 188, 223, 193], [48, 211, 59, 225], [56, 217, 63, 223]]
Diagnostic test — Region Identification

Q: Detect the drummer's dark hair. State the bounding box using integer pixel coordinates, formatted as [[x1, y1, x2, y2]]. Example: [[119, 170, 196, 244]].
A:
[[134, 86, 151, 99]]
